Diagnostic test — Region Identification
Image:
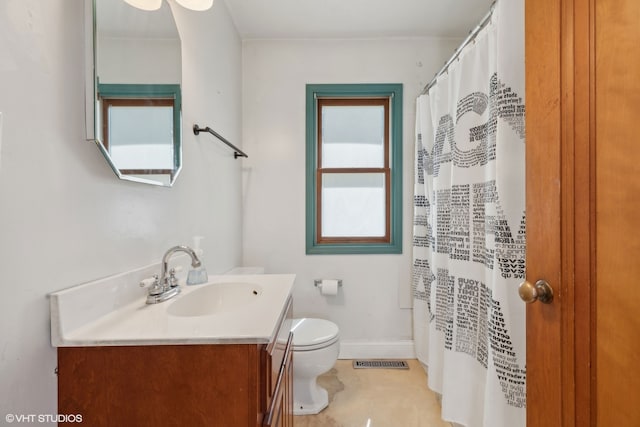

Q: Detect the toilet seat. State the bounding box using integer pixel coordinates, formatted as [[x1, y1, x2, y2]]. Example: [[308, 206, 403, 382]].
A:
[[291, 318, 339, 351]]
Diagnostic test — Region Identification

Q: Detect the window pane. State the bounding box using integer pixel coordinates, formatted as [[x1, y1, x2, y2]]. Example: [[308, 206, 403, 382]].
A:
[[108, 105, 174, 169], [321, 105, 385, 168], [321, 173, 386, 237]]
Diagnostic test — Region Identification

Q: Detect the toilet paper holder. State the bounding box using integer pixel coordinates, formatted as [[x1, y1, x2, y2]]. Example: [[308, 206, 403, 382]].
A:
[[314, 279, 343, 288]]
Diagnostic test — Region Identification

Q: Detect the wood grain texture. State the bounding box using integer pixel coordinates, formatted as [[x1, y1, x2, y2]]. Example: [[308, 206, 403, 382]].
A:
[[595, 0, 640, 425], [58, 344, 264, 427], [525, 0, 564, 425], [570, 1, 596, 426], [559, 1, 597, 426]]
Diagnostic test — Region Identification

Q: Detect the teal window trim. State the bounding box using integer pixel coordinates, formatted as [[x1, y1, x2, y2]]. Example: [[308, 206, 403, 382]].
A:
[[97, 83, 182, 169], [305, 83, 403, 255]]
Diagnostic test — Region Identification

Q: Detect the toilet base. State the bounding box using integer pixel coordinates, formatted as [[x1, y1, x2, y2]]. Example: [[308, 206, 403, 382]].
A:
[[293, 380, 329, 415]]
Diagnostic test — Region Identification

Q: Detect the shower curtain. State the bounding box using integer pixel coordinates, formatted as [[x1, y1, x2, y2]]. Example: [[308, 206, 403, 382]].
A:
[[412, 2, 525, 427]]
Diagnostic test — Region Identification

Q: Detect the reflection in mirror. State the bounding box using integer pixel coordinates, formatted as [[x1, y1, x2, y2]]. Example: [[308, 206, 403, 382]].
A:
[[93, 0, 182, 186]]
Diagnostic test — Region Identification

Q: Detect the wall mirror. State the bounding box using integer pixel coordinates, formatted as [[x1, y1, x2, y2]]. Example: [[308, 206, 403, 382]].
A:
[[86, 0, 182, 187]]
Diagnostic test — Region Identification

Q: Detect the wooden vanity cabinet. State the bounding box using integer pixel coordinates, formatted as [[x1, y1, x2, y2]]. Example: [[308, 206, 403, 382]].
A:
[[57, 297, 293, 427]]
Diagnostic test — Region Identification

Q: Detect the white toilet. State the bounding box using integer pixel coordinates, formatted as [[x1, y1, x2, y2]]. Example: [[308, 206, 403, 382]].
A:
[[290, 317, 340, 415]]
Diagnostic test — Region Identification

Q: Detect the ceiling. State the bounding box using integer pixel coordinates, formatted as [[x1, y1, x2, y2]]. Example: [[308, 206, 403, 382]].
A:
[[222, 0, 494, 39]]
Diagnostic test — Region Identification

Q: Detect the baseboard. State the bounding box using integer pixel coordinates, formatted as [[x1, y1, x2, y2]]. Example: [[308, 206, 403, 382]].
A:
[[338, 340, 416, 360]]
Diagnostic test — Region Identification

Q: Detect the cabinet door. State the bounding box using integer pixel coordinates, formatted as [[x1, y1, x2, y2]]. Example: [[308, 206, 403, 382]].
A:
[[263, 333, 293, 427], [59, 345, 260, 427], [265, 297, 292, 409], [282, 344, 293, 427]]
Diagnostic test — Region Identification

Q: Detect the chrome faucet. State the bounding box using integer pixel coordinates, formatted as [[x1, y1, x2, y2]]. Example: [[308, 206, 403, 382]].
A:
[[141, 245, 207, 304]]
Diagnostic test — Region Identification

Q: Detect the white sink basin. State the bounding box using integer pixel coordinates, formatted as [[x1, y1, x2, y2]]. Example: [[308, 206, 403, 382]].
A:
[[167, 282, 263, 317], [50, 271, 294, 347]]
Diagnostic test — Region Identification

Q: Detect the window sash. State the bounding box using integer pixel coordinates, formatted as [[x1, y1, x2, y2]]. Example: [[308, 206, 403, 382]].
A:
[[316, 98, 391, 243], [101, 98, 175, 177], [316, 169, 391, 243]]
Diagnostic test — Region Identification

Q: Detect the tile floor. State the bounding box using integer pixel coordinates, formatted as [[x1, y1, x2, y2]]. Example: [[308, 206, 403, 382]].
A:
[[294, 359, 451, 427]]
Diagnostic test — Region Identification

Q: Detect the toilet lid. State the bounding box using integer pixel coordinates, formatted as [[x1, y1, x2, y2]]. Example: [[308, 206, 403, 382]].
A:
[[291, 318, 339, 349]]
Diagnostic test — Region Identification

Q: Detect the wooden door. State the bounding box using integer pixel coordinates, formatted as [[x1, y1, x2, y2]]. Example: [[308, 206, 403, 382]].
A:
[[525, 0, 640, 426]]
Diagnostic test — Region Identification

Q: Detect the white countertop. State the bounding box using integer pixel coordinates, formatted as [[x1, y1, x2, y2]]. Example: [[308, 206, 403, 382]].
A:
[[50, 264, 295, 347]]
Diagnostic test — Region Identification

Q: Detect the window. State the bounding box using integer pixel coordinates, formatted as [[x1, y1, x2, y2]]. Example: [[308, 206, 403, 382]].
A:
[[97, 83, 181, 182], [101, 98, 175, 175], [306, 84, 403, 254]]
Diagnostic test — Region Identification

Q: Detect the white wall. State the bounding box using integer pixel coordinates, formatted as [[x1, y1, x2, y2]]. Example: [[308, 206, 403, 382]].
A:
[[241, 37, 460, 357], [98, 36, 182, 84], [0, 0, 242, 418]]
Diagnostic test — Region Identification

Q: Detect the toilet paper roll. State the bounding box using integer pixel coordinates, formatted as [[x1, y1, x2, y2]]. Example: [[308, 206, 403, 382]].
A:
[[320, 279, 339, 296]]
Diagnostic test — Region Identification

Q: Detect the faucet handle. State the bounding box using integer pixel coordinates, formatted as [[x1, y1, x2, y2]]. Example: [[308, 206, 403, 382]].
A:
[[140, 275, 164, 295], [140, 275, 167, 298], [139, 276, 158, 288], [168, 266, 183, 288]]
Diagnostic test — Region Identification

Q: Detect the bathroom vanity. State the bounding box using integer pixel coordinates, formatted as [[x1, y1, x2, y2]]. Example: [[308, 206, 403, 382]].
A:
[[50, 268, 295, 427]]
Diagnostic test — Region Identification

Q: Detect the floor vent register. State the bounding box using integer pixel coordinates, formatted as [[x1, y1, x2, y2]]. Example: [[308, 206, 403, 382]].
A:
[[352, 360, 409, 369]]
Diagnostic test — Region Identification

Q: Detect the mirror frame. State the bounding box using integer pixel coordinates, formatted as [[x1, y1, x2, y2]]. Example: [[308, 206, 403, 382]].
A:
[[84, 0, 183, 187]]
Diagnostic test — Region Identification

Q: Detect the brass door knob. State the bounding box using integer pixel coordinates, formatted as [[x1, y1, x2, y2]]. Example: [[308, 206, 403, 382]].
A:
[[518, 279, 554, 304]]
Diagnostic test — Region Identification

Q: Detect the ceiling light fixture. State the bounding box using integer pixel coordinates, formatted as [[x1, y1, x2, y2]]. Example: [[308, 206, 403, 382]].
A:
[[123, 0, 213, 12], [123, 0, 162, 11], [175, 0, 214, 11]]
